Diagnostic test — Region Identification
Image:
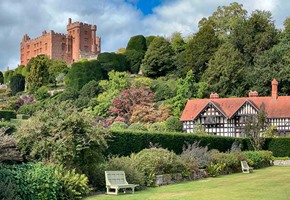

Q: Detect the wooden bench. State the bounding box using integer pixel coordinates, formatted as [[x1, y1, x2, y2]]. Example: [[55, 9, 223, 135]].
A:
[[105, 171, 139, 195], [241, 160, 253, 173]]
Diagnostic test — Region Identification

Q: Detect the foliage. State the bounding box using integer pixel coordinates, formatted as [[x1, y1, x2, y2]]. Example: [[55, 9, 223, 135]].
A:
[[0, 110, 16, 121], [126, 35, 147, 52], [135, 148, 185, 186], [48, 59, 68, 85], [183, 24, 219, 80], [105, 129, 249, 157], [79, 80, 100, 98], [245, 109, 267, 151], [181, 141, 211, 169], [243, 151, 272, 169], [0, 121, 17, 135], [106, 155, 145, 186], [109, 121, 128, 130], [165, 116, 182, 132], [151, 77, 177, 101], [130, 104, 170, 124], [4, 70, 14, 85], [202, 42, 245, 97], [131, 77, 152, 89], [0, 163, 60, 199], [27, 54, 50, 91], [0, 71, 4, 84], [66, 60, 103, 91], [147, 122, 166, 132], [207, 162, 226, 177], [128, 122, 148, 131], [10, 74, 25, 95], [265, 138, 290, 157], [58, 87, 79, 102], [141, 37, 176, 78], [0, 176, 21, 200], [35, 86, 50, 100], [110, 88, 156, 123], [97, 52, 130, 76], [92, 71, 130, 118], [17, 101, 42, 116], [54, 165, 91, 199], [16, 101, 108, 179]]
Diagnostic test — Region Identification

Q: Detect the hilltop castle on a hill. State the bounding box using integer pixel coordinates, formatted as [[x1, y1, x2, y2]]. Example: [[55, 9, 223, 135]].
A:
[[20, 18, 101, 66]]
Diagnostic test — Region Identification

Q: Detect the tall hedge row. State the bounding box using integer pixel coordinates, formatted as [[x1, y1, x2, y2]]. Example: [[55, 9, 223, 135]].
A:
[[0, 110, 16, 121], [106, 130, 251, 156], [265, 138, 290, 157]]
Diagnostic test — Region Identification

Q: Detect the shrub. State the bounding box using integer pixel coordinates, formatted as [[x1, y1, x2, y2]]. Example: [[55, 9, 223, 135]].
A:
[[243, 151, 272, 169], [209, 151, 241, 174], [35, 86, 50, 100], [181, 141, 210, 169], [0, 121, 17, 135], [54, 165, 91, 199], [147, 122, 166, 132], [0, 110, 16, 121], [207, 162, 226, 177], [165, 116, 182, 132], [0, 176, 21, 200], [134, 148, 186, 186], [109, 121, 128, 130], [128, 122, 148, 131], [17, 102, 42, 116], [106, 156, 145, 186]]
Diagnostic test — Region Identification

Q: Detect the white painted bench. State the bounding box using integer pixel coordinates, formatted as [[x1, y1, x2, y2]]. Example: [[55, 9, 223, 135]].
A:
[[105, 171, 139, 195], [241, 161, 253, 173]]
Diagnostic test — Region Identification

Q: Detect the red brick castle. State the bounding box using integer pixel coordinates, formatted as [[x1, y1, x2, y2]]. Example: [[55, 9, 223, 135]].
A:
[[20, 18, 101, 65]]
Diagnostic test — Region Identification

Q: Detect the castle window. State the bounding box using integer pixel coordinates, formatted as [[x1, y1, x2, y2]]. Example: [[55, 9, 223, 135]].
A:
[[62, 43, 65, 51], [73, 30, 75, 34], [84, 45, 88, 51], [40, 42, 42, 46], [85, 30, 88, 35], [84, 38, 88, 42], [40, 48, 42, 53], [45, 43, 47, 50]]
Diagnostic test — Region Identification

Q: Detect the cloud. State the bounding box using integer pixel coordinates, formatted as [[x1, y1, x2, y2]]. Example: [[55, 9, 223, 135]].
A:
[[0, 0, 289, 71]]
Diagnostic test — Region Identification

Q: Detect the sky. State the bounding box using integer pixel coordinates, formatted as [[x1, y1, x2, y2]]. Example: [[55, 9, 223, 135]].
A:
[[0, 0, 290, 71]]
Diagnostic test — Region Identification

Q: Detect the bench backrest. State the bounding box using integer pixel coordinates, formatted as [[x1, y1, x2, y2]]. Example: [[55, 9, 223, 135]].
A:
[[105, 171, 128, 185], [241, 161, 249, 169]]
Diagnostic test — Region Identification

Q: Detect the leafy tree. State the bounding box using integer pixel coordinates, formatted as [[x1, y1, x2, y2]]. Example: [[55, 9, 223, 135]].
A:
[[97, 52, 130, 77], [165, 116, 183, 132], [92, 71, 130, 117], [26, 54, 50, 91], [151, 77, 177, 101], [66, 60, 103, 90], [126, 35, 147, 52], [0, 71, 3, 84], [4, 70, 14, 85], [110, 88, 156, 123], [10, 74, 25, 95], [199, 2, 247, 41], [131, 77, 152, 89], [124, 50, 145, 73], [141, 37, 175, 78], [79, 80, 100, 98], [202, 42, 245, 97], [48, 59, 69, 85], [34, 86, 50, 100], [145, 36, 157, 48], [16, 101, 108, 176], [183, 24, 220, 80], [245, 108, 268, 151], [58, 87, 79, 102], [168, 70, 195, 116], [170, 32, 186, 54], [130, 104, 170, 124]]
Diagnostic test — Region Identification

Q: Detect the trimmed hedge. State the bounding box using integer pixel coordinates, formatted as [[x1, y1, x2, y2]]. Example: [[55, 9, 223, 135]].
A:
[[265, 138, 290, 157], [0, 110, 16, 121], [106, 130, 251, 156]]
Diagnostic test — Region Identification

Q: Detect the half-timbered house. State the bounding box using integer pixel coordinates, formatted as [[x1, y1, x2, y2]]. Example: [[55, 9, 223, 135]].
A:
[[180, 79, 290, 137]]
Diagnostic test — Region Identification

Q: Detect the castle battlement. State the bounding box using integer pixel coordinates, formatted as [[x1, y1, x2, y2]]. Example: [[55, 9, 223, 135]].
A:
[[20, 18, 101, 66]]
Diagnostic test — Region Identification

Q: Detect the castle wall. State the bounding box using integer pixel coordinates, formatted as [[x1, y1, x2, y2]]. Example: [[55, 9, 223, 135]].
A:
[[20, 18, 100, 66]]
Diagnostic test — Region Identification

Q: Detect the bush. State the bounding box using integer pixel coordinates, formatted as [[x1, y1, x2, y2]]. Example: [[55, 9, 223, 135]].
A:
[[17, 102, 42, 116], [106, 156, 145, 186], [209, 151, 241, 174], [0, 176, 21, 200], [128, 122, 148, 131], [35, 86, 50, 100], [0, 121, 17, 135], [181, 141, 210, 169], [0, 163, 91, 200], [266, 138, 290, 157], [243, 151, 272, 169], [109, 121, 128, 130], [134, 148, 186, 186], [0, 110, 16, 121], [147, 122, 166, 132], [165, 116, 182, 132], [54, 165, 91, 199]]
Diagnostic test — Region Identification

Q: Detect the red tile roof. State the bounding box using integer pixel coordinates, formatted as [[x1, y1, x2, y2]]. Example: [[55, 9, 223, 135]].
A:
[[180, 96, 290, 121]]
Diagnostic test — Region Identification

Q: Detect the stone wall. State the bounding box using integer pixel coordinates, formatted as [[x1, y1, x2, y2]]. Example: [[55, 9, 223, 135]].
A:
[[272, 160, 290, 166]]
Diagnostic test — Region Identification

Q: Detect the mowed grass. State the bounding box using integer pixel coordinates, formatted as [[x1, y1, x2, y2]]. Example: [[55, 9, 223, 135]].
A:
[[85, 166, 290, 200]]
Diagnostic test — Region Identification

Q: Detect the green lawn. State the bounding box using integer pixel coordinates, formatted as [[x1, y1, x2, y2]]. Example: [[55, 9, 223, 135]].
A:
[[85, 166, 290, 200]]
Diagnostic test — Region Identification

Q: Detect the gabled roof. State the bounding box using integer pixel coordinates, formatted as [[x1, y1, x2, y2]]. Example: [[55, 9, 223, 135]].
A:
[[180, 96, 290, 121]]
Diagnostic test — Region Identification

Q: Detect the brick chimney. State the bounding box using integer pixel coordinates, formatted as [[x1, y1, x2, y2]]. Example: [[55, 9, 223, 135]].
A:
[[271, 79, 278, 99], [210, 93, 219, 99], [248, 90, 258, 97]]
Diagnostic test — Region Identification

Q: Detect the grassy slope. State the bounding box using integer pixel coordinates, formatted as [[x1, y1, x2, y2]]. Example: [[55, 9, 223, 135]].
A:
[[85, 166, 290, 200]]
